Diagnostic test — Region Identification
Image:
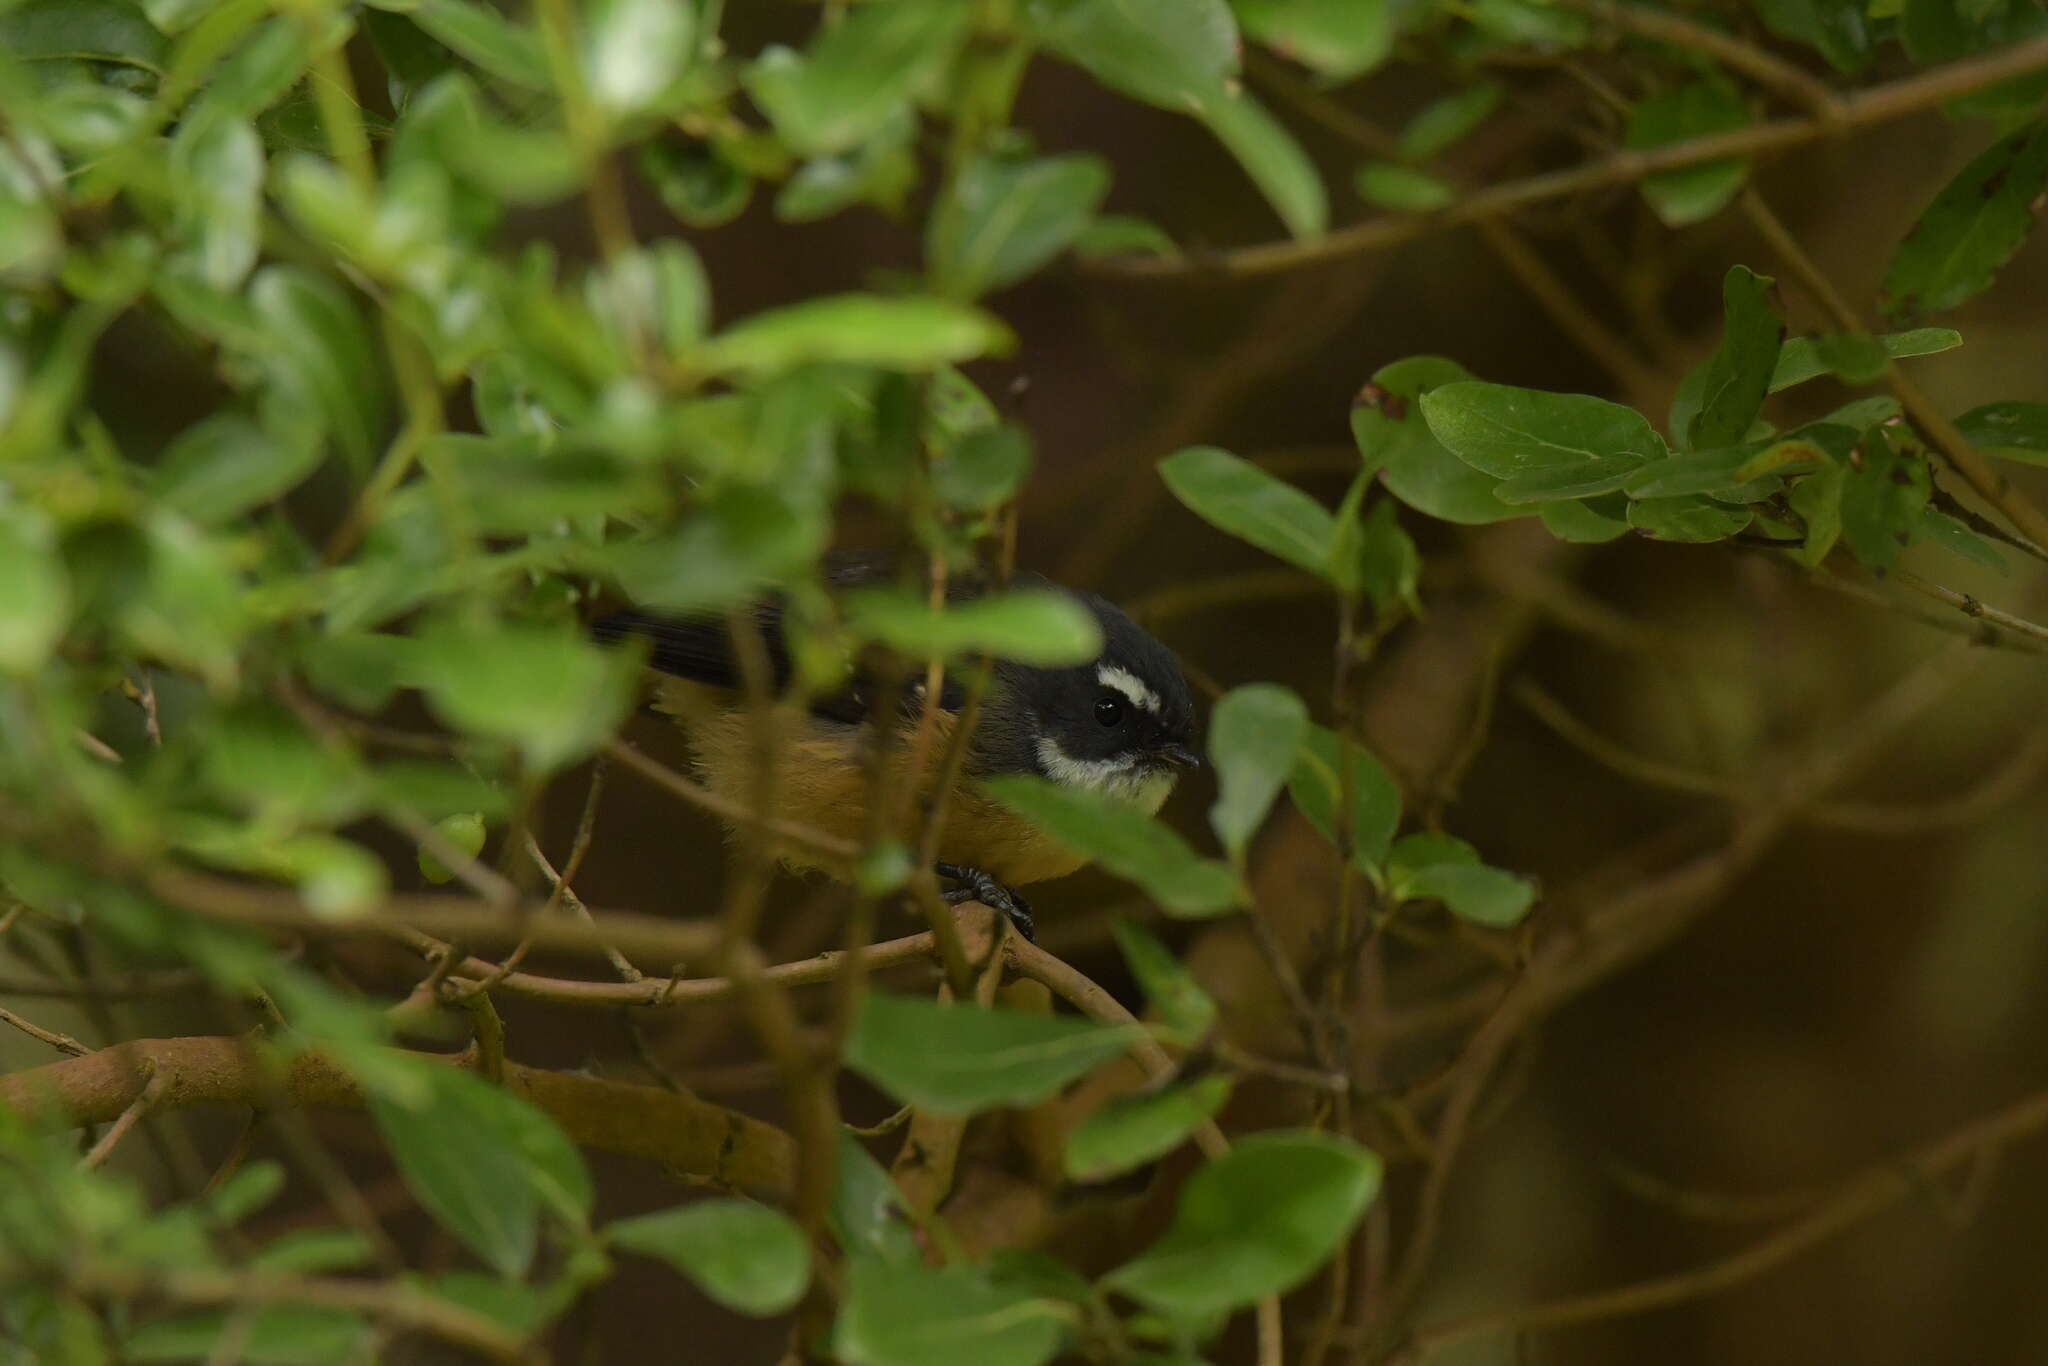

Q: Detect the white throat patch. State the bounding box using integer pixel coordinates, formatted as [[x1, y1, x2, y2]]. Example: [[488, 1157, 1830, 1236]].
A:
[[1096, 663, 1161, 714], [1035, 736, 1176, 813]]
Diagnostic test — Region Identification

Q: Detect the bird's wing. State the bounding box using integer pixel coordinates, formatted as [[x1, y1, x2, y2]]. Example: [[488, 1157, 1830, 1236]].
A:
[[591, 551, 974, 725]]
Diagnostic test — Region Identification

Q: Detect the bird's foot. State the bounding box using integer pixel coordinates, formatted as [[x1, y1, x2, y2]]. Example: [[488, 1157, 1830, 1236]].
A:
[[935, 862, 1035, 942]]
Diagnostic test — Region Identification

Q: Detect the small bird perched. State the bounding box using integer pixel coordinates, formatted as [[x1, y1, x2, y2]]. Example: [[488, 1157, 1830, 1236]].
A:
[[592, 552, 1200, 939]]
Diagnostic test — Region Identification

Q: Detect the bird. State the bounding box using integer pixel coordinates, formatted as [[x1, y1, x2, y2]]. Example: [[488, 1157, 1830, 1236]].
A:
[[590, 552, 1201, 940]]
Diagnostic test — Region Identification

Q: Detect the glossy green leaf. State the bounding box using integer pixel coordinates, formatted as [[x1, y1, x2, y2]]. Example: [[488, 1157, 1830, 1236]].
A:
[[411, 0, 550, 89], [935, 425, 1034, 511], [1354, 161, 1452, 212], [1420, 381, 1664, 492], [1917, 507, 2007, 572], [0, 506, 68, 675], [1788, 462, 1846, 567], [1234, 0, 1393, 79], [1768, 328, 1961, 390], [1353, 356, 1521, 524], [1624, 80, 1750, 226], [1103, 1131, 1381, 1316], [1196, 90, 1329, 239], [154, 415, 323, 525], [1956, 400, 2048, 463], [607, 1200, 809, 1316], [1749, 0, 1870, 72], [1882, 120, 2048, 320], [368, 1062, 593, 1278], [248, 266, 388, 470], [1626, 495, 1753, 542], [744, 1, 972, 156], [830, 1132, 921, 1266], [1330, 492, 1420, 614], [1539, 494, 1631, 543], [1028, 0, 1238, 111], [846, 991, 1138, 1114], [171, 117, 263, 291], [1686, 266, 1782, 451], [1065, 1076, 1232, 1182], [124, 1307, 372, 1365], [1208, 684, 1310, 861], [1286, 725, 1401, 872], [582, 0, 694, 117], [1394, 861, 1535, 927], [846, 588, 1101, 666], [409, 617, 639, 771], [927, 152, 1112, 299], [1160, 445, 1336, 575], [1398, 82, 1504, 161], [837, 1257, 1066, 1366], [1839, 430, 1931, 571], [701, 295, 1012, 375], [1111, 919, 1217, 1041], [981, 775, 1241, 916]]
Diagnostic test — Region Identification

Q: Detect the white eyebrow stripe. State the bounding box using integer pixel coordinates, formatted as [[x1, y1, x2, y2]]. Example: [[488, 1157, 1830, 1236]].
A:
[[1096, 663, 1161, 713]]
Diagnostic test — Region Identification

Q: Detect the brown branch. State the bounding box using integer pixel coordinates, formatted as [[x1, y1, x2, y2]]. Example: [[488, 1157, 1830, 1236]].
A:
[[1554, 0, 1840, 117], [0, 1002, 89, 1056], [1089, 32, 2048, 280], [1406, 1082, 2048, 1360], [0, 1035, 796, 1196]]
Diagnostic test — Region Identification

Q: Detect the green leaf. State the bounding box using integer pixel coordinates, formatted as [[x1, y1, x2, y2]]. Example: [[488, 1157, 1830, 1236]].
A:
[[1626, 495, 1753, 542], [980, 776, 1240, 916], [934, 425, 1034, 511], [830, 1132, 921, 1266], [1071, 213, 1179, 260], [1624, 80, 1750, 226], [1539, 494, 1631, 543], [1769, 328, 1961, 391], [845, 588, 1102, 666], [1028, 0, 1238, 111], [607, 1200, 809, 1316], [1065, 1076, 1232, 1182], [1686, 266, 1783, 451], [1839, 430, 1931, 571], [1103, 1131, 1382, 1316], [1956, 400, 2048, 463], [927, 152, 1112, 299], [124, 1307, 371, 1365], [776, 110, 917, 223], [248, 1230, 377, 1276], [154, 415, 322, 525], [171, 117, 264, 291], [1419, 381, 1664, 492], [1354, 161, 1453, 213], [1331, 493, 1419, 614], [408, 617, 638, 771], [1207, 684, 1310, 861], [410, 0, 550, 89], [641, 139, 752, 227], [1623, 445, 1782, 500], [1111, 919, 1217, 1041], [0, 505, 68, 675], [1749, 0, 1870, 72], [1398, 82, 1505, 161], [1788, 461, 1846, 567], [1159, 445, 1336, 576], [367, 1062, 592, 1278], [1353, 356, 1522, 525], [1196, 90, 1329, 239], [837, 1257, 1066, 1366], [700, 295, 1013, 375], [416, 811, 486, 885], [582, 0, 694, 117], [248, 266, 388, 471], [1882, 121, 2048, 320], [600, 484, 826, 616], [846, 991, 1138, 1114], [744, 1, 973, 156], [588, 239, 711, 358], [1233, 0, 1393, 79], [1917, 507, 2006, 572], [1286, 725, 1401, 872], [1395, 861, 1535, 927], [0, 0, 168, 71]]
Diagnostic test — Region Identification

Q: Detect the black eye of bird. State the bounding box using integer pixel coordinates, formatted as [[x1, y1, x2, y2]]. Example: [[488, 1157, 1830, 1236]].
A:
[[1094, 696, 1124, 727]]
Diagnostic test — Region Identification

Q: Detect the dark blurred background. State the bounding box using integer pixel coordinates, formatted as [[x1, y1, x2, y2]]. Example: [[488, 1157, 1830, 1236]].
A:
[[22, 13, 2048, 1363]]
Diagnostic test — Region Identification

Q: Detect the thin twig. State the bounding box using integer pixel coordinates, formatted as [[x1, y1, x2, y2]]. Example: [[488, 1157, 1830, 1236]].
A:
[[1554, 0, 1840, 117], [80, 1066, 165, 1169], [0, 1002, 90, 1056], [1089, 33, 2048, 280]]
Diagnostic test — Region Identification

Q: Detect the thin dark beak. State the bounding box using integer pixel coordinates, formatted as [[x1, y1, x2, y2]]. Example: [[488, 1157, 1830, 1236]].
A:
[[1160, 742, 1204, 768]]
